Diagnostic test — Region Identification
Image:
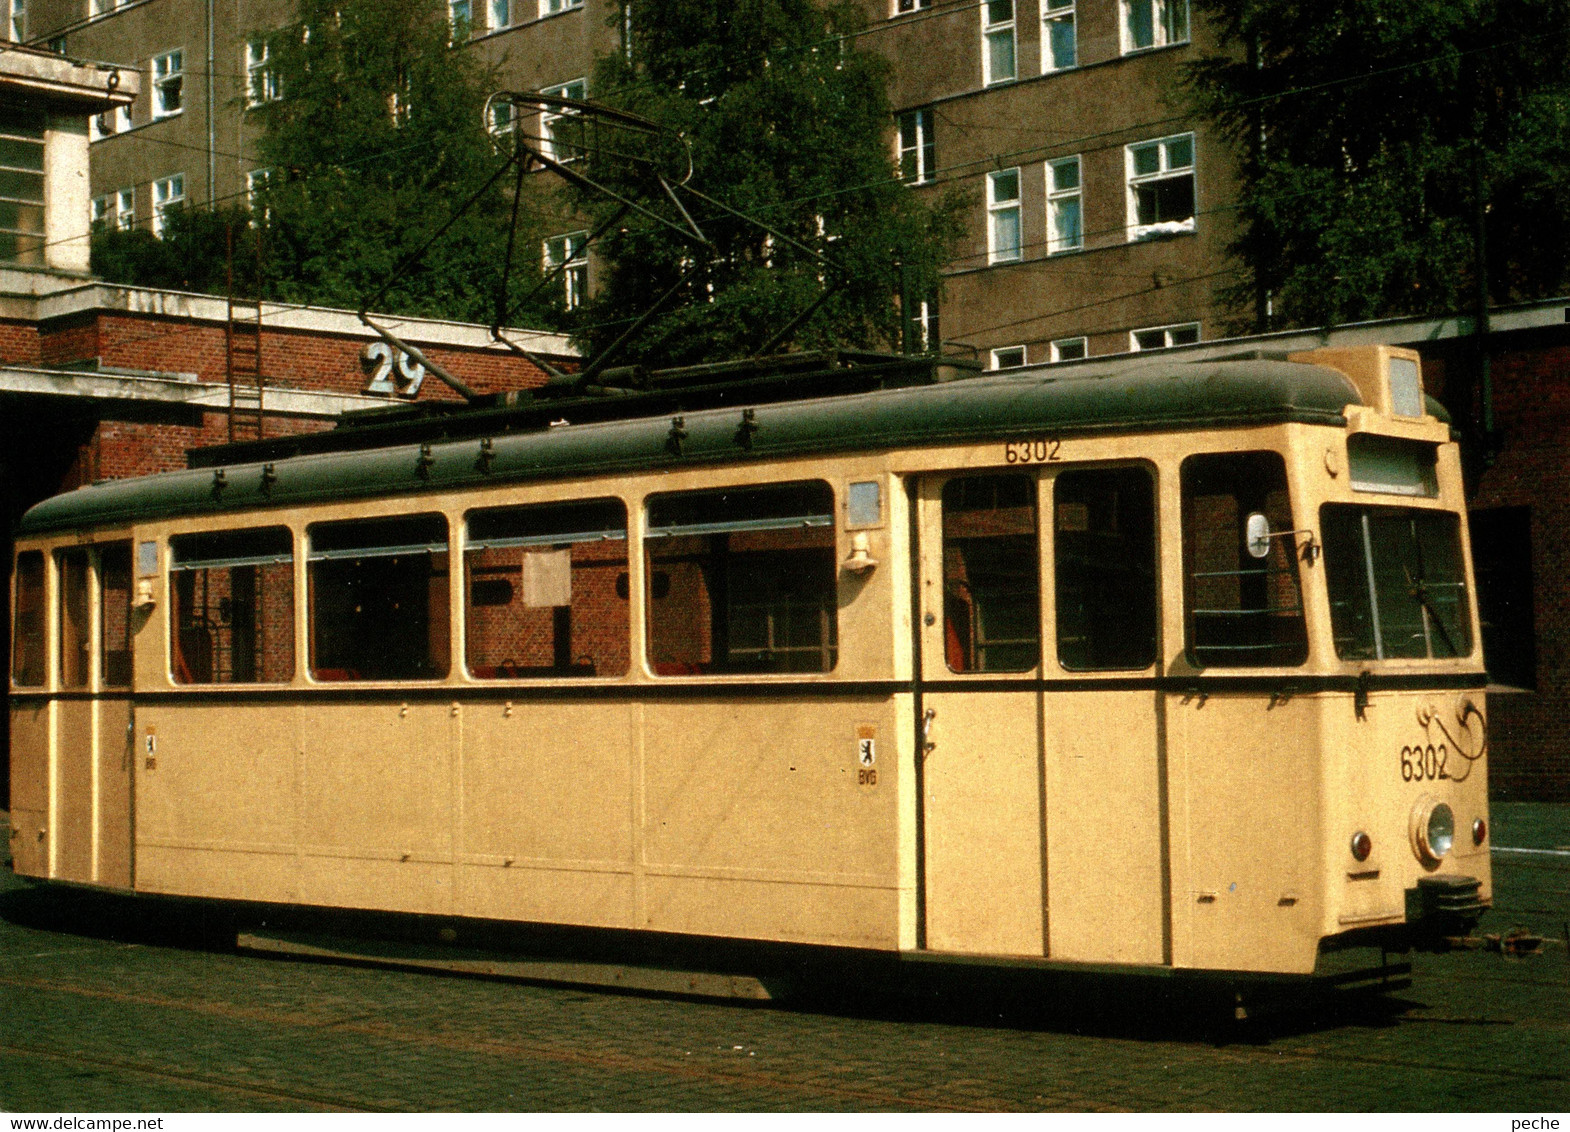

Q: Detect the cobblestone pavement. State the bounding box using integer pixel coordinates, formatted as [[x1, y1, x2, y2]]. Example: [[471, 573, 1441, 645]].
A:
[[1, 805, 1566, 1112]]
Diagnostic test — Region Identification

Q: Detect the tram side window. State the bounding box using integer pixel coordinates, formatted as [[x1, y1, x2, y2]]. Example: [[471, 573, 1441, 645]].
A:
[[1181, 452, 1307, 667], [58, 548, 91, 689], [1321, 505, 1472, 660], [465, 499, 629, 678], [100, 543, 132, 688], [1055, 467, 1158, 670], [170, 527, 295, 684], [646, 481, 838, 675], [309, 515, 449, 681], [943, 474, 1040, 673], [11, 550, 44, 686]]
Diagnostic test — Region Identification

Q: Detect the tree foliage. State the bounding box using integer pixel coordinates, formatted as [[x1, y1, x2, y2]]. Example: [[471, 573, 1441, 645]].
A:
[[1187, 0, 1570, 330], [93, 0, 545, 324], [567, 0, 967, 368]]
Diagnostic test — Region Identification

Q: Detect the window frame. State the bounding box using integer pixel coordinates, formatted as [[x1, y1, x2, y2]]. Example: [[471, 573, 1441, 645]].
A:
[[981, 0, 1016, 87], [246, 37, 279, 107], [1126, 133, 1195, 241], [990, 346, 1026, 370], [1130, 322, 1199, 351], [151, 48, 184, 120], [8, 0, 23, 43], [151, 173, 184, 236], [543, 231, 588, 310], [539, 0, 583, 16], [986, 167, 1022, 265], [897, 106, 935, 186], [1046, 154, 1082, 254], [893, 0, 931, 13], [1053, 464, 1160, 672], [115, 187, 134, 230], [1050, 336, 1087, 362], [488, 0, 510, 30], [1042, 0, 1076, 72], [1121, 0, 1189, 53], [539, 78, 587, 163]]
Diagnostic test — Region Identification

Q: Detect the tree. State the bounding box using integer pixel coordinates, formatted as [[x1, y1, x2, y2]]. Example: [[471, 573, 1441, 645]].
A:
[[1187, 0, 1570, 331], [94, 0, 547, 325], [564, 0, 967, 369]]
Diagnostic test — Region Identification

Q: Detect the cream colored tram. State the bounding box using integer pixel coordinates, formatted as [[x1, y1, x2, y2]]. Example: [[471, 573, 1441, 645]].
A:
[[7, 345, 1490, 979]]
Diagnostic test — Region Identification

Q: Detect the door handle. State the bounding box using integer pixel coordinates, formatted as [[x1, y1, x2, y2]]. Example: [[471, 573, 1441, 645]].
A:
[[921, 707, 937, 755]]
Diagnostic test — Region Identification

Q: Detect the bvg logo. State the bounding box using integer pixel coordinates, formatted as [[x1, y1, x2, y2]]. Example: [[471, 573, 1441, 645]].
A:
[[1401, 698, 1486, 784]]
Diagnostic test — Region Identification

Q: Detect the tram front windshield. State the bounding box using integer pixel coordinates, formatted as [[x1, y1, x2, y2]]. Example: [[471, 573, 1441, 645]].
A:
[[1321, 505, 1473, 661]]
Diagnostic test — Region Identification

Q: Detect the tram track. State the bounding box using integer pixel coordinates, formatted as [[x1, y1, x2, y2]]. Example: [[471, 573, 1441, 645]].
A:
[[0, 1041, 383, 1112], [0, 973, 1003, 1112]]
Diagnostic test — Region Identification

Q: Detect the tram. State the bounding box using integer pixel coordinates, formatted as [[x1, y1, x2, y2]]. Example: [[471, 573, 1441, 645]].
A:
[[7, 344, 1489, 979]]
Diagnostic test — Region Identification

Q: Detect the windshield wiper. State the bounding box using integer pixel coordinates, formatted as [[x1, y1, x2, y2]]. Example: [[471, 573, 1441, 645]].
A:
[[1405, 565, 1459, 657]]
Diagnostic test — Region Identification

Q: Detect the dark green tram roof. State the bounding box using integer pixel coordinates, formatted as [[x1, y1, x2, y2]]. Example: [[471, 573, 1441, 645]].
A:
[[17, 358, 1362, 535]]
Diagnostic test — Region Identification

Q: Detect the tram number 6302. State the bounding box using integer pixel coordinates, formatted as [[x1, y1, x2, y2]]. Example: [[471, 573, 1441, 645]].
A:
[[1401, 743, 1449, 782], [1004, 438, 1062, 464]]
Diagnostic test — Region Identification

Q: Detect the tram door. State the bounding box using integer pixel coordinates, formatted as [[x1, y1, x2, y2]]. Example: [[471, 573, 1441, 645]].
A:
[[915, 467, 1168, 964], [914, 472, 1048, 956], [49, 543, 135, 888]]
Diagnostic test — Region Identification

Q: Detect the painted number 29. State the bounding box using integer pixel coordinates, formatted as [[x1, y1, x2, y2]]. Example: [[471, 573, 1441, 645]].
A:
[[362, 341, 427, 398]]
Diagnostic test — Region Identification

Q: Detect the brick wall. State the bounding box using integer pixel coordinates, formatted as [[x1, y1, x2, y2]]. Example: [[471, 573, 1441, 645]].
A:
[[1461, 339, 1570, 801]]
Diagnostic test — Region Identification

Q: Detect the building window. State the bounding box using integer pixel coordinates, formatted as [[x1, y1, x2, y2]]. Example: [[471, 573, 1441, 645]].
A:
[[1046, 155, 1082, 253], [1050, 336, 1087, 362], [448, 0, 471, 38], [987, 167, 1022, 264], [982, 0, 1016, 86], [543, 231, 588, 310], [115, 187, 134, 230], [308, 514, 451, 681], [114, 101, 131, 132], [246, 167, 271, 216], [0, 104, 45, 265], [91, 195, 110, 229], [464, 499, 629, 679], [540, 0, 582, 14], [645, 481, 839, 675], [897, 107, 935, 186], [170, 528, 296, 685], [488, 0, 510, 29], [1131, 322, 1198, 350], [246, 38, 279, 106], [90, 0, 129, 14], [894, 0, 930, 12], [539, 79, 586, 161], [489, 100, 514, 135], [1043, 0, 1076, 71], [990, 346, 1026, 370], [907, 292, 938, 353], [1127, 132, 1195, 240], [8, 0, 24, 43], [89, 107, 114, 140], [152, 49, 183, 119], [1123, 0, 1188, 52], [151, 173, 184, 236]]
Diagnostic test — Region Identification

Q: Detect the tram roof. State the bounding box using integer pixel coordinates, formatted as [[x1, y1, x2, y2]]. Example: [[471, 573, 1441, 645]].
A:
[[17, 356, 1365, 535]]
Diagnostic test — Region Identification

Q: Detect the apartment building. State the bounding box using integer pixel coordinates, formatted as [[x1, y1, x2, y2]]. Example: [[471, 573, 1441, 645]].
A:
[[14, 0, 1236, 365]]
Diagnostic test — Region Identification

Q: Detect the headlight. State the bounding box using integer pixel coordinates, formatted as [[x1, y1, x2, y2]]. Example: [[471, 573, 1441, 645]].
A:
[[1410, 797, 1455, 864]]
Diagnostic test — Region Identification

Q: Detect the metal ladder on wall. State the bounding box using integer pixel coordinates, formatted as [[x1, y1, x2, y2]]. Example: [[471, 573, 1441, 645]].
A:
[[225, 224, 265, 442]]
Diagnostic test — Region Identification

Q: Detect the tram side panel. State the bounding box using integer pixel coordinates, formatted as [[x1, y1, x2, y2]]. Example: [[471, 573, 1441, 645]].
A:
[[8, 702, 49, 878], [134, 702, 301, 904], [1166, 691, 1327, 975], [458, 699, 637, 929], [639, 696, 903, 949]]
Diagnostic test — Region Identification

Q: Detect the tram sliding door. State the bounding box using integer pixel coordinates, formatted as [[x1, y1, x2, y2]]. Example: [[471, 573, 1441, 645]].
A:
[[48, 542, 134, 888], [914, 466, 1167, 964], [914, 471, 1047, 956]]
